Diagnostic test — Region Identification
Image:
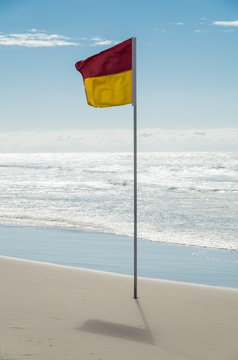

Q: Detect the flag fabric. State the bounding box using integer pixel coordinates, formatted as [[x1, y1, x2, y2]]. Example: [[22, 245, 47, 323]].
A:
[[75, 38, 132, 108]]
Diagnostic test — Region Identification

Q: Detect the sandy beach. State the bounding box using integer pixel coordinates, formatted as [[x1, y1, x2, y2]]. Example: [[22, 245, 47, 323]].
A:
[[0, 256, 238, 360]]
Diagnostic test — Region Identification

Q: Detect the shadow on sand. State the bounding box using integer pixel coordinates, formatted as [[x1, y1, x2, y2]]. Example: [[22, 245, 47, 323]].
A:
[[79, 299, 155, 345]]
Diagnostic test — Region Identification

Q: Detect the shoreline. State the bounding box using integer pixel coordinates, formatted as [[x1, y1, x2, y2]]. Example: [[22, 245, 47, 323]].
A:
[[1, 222, 237, 252], [1, 253, 238, 292], [0, 224, 237, 289]]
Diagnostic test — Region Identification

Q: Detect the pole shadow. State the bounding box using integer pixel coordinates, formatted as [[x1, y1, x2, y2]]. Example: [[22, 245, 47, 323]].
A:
[[79, 299, 155, 345]]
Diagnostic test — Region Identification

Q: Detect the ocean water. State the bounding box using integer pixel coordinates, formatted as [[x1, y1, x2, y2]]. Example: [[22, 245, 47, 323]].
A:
[[1, 226, 238, 288], [0, 152, 237, 251]]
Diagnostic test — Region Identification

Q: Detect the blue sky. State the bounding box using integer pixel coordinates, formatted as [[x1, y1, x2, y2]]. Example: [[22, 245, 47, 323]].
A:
[[0, 0, 238, 151]]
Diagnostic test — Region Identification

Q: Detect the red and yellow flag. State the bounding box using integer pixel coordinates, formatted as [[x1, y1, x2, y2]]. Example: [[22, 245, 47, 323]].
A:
[[75, 38, 132, 108]]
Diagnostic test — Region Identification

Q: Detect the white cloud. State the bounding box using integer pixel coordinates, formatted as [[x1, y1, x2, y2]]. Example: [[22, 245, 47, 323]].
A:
[[213, 20, 238, 27], [90, 36, 118, 46], [0, 30, 119, 48], [0, 130, 131, 152], [91, 36, 103, 41], [175, 22, 184, 26], [0, 128, 237, 152], [193, 132, 206, 136], [137, 128, 238, 151], [194, 29, 205, 33], [91, 40, 114, 46], [0, 30, 80, 47]]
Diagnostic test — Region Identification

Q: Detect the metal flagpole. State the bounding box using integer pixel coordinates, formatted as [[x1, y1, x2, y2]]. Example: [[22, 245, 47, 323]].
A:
[[132, 37, 137, 299]]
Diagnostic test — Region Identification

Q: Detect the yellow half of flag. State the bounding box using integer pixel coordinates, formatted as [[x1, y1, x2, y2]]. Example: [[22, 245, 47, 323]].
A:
[[84, 70, 132, 108]]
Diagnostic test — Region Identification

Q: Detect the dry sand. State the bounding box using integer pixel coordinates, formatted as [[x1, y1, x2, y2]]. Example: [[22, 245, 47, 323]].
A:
[[0, 255, 238, 360]]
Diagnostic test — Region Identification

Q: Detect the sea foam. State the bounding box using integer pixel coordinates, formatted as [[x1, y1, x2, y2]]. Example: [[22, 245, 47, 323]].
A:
[[0, 152, 237, 250]]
